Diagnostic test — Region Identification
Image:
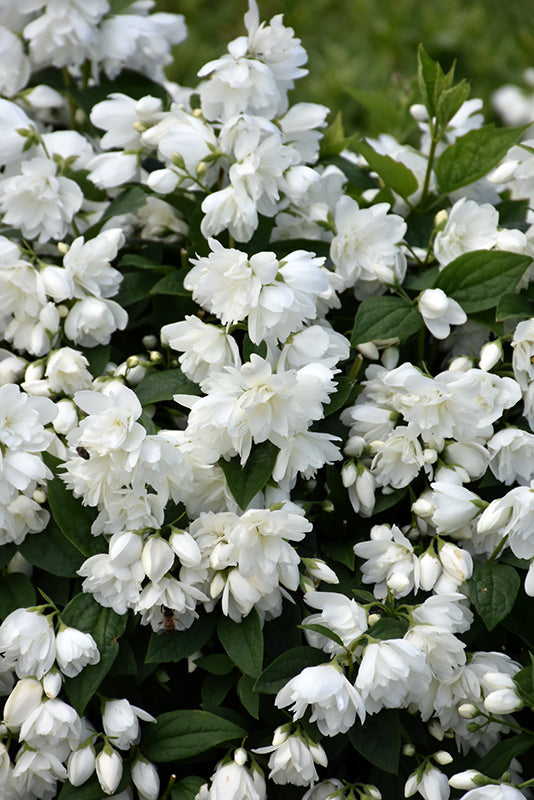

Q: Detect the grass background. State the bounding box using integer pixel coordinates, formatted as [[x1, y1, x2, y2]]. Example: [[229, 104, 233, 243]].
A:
[[156, 0, 533, 137]]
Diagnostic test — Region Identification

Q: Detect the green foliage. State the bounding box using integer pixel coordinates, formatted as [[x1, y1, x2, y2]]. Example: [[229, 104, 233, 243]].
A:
[[467, 560, 521, 631], [351, 295, 422, 345], [219, 441, 280, 510], [349, 710, 401, 775], [141, 710, 247, 761]]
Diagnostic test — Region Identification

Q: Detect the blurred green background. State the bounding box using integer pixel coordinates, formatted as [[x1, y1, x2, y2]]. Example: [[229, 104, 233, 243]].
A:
[[156, 0, 533, 137]]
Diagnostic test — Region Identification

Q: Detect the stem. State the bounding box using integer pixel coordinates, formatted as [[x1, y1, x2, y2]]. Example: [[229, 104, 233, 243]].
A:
[[487, 534, 509, 566], [421, 120, 439, 204]]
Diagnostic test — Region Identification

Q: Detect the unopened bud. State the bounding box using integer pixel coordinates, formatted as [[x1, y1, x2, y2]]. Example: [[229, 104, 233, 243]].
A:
[[402, 743, 416, 757], [458, 703, 480, 719], [57, 242, 69, 255], [434, 750, 453, 765], [368, 613, 381, 626], [448, 770, 485, 790], [357, 342, 380, 360], [434, 209, 448, 229]]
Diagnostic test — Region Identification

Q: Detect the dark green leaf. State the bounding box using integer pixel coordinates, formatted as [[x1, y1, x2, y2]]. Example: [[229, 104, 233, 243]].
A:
[[0, 573, 36, 619], [43, 455, 104, 558], [115, 272, 158, 306], [496, 293, 533, 322], [403, 265, 440, 291], [476, 734, 534, 779], [0, 545, 15, 569], [351, 295, 422, 346], [150, 271, 190, 296], [434, 250, 531, 313], [219, 441, 279, 511], [417, 44, 444, 118], [436, 125, 527, 193], [171, 777, 205, 800], [218, 609, 263, 678], [514, 666, 534, 707], [135, 368, 200, 405], [323, 376, 355, 416], [58, 774, 106, 800], [67, 169, 107, 203], [83, 186, 147, 238], [145, 613, 216, 663], [319, 111, 357, 157], [237, 674, 260, 719], [254, 647, 328, 694], [83, 344, 110, 377], [349, 709, 401, 774], [139, 412, 158, 435], [436, 80, 470, 130], [195, 653, 234, 675], [366, 617, 409, 640], [300, 623, 345, 648], [357, 139, 418, 199], [201, 672, 234, 706], [467, 560, 520, 631], [142, 710, 246, 761], [20, 518, 83, 577]]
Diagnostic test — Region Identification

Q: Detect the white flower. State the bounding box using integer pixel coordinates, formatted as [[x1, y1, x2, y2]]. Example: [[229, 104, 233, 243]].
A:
[[65, 297, 128, 347], [102, 698, 156, 750], [0, 608, 56, 679], [55, 626, 100, 678], [354, 523, 418, 599], [488, 427, 534, 485], [512, 318, 534, 389], [405, 766, 450, 800], [0, 157, 82, 243], [418, 289, 467, 339], [45, 347, 93, 395], [356, 638, 432, 714], [11, 748, 67, 800], [275, 662, 365, 736], [19, 697, 82, 761], [161, 316, 241, 384], [302, 590, 367, 654], [206, 749, 266, 800], [456, 788, 525, 800], [63, 228, 125, 299], [254, 727, 327, 787], [330, 195, 406, 287], [434, 197, 499, 265]]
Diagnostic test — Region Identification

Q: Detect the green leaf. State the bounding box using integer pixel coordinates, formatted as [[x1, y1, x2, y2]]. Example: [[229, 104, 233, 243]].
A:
[[43, 455, 104, 558], [417, 44, 445, 118], [219, 441, 279, 511], [83, 186, 147, 238], [514, 665, 534, 707], [300, 623, 345, 649], [351, 295, 422, 346], [254, 647, 328, 695], [237, 674, 260, 719], [319, 111, 357, 157], [0, 545, 15, 569], [357, 139, 418, 199], [67, 169, 107, 203], [218, 609, 263, 678], [436, 80, 471, 130], [139, 412, 158, 435], [171, 777, 205, 800], [115, 272, 158, 306], [19, 518, 83, 577], [0, 573, 36, 619], [349, 709, 401, 774], [201, 672, 234, 706], [150, 271, 190, 296], [195, 654, 234, 675], [323, 376, 355, 417], [83, 344, 110, 377], [496, 292, 534, 322], [434, 250, 531, 313], [61, 594, 127, 713], [145, 613, 216, 663], [135, 368, 201, 405], [58, 774, 107, 800], [436, 125, 527, 193], [467, 560, 520, 631], [366, 617, 409, 640], [141, 710, 246, 761], [109, 0, 138, 12], [476, 734, 534, 779]]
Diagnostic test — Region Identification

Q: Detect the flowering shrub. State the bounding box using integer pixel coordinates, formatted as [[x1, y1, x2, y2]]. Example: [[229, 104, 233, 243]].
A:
[[2, 1, 534, 799]]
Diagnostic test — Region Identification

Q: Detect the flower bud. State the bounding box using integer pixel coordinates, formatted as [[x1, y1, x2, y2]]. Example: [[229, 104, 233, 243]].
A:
[[344, 435, 365, 458], [341, 461, 357, 488], [479, 340, 503, 371], [141, 536, 174, 583], [387, 572, 411, 594], [448, 770, 485, 790], [169, 529, 202, 567], [357, 342, 379, 360], [434, 750, 453, 765], [402, 743, 416, 756], [132, 757, 160, 800], [3, 678, 42, 731], [381, 346, 399, 370], [96, 747, 123, 795], [42, 669, 62, 698], [484, 689, 523, 715], [458, 703, 480, 719], [302, 558, 339, 585], [404, 773, 419, 797], [438, 541, 472, 582], [109, 531, 143, 567], [418, 551, 441, 591], [68, 745, 96, 787]]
